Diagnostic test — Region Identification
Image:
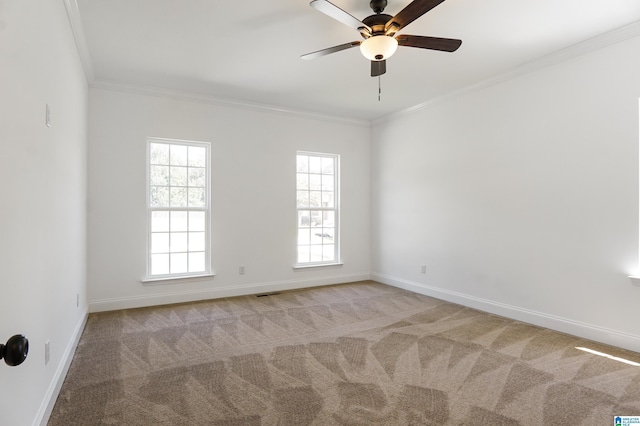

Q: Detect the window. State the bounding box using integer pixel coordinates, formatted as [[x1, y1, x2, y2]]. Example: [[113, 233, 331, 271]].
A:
[[146, 138, 211, 279], [296, 152, 339, 265]]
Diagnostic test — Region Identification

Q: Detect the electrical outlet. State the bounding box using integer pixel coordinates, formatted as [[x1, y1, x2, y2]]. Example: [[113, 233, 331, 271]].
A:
[[45, 341, 50, 365], [421, 264, 427, 274], [239, 266, 245, 275]]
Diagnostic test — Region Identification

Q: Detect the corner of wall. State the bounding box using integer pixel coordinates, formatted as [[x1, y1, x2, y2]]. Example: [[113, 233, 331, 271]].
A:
[[34, 310, 88, 426], [372, 272, 640, 353]]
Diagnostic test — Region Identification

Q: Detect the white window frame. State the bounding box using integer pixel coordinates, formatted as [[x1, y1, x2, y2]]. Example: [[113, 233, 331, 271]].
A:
[[295, 151, 341, 268], [144, 138, 212, 281]]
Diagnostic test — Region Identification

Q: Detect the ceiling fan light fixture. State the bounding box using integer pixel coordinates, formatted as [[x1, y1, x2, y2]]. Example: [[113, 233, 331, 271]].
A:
[[360, 35, 398, 61]]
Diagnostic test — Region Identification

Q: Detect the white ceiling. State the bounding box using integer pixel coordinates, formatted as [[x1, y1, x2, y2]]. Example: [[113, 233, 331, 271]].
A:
[[74, 0, 640, 121]]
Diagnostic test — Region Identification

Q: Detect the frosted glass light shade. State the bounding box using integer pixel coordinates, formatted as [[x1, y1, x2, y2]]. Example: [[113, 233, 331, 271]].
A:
[[360, 36, 398, 61]]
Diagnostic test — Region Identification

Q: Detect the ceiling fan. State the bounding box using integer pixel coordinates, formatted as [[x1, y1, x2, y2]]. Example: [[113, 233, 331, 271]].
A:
[[301, 0, 462, 77]]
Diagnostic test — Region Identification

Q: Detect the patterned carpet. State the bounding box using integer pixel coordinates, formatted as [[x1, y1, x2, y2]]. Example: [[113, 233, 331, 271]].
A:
[[49, 281, 640, 425]]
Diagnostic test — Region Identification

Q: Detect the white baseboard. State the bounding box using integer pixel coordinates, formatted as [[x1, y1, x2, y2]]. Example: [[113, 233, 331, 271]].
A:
[[35, 309, 88, 426], [372, 272, 640, 353], [89, 273, 370, 312]]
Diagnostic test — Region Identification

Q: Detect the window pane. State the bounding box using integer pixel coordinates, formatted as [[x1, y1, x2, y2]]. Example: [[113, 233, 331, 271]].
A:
[[323, 211, 335, 226], [297, 246, 310, 263], [297, 173, 309, 190], [297, 191, 309, 208], [323, 244, 335, 261], [310, 231, 323, 244], [150, 165, 169, 186], [322, 228, 334, 241], [151, 233, 169, 253], [310, 211, 322, 227], [309, 191, 321, 207], [151, 254, 170, 275], [150, 143, 169, 165], [189, 211, 205, 231], [321, 157, 334, 174], [170, 166, 187, 187], [188, 167, 205, 187], [322, 191, 334, 208], [310, 245, 323, 262], [296, 155, 308, 172], [298, 228, 310, 244], [151, 211, 169, 232], [170, 232, 188, 253], [309, 156, 321, 173], [188, 188, 205, 207], [150, 186, 169, 207], [322, 175, 334, 191], [170, 145, 188, 166], [298, 211, 310, 227], [189, 232, 205, 252], [170, 211, 188, 232], [309, 174, 321, 190], [170, 187, 187, 207], [189, 252, 205, 272], [188, 146, 206, 167], [170, 253, 188, 273]]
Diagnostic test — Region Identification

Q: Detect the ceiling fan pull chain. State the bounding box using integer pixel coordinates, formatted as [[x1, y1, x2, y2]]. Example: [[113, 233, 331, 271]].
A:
[[378, 76, 381, 101]]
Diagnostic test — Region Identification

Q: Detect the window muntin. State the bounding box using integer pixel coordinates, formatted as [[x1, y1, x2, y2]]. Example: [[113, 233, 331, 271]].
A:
[[147, 139, 210, 278], [296, 152, 339, 265]]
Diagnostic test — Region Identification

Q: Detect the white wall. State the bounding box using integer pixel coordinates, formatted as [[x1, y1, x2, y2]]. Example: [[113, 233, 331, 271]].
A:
[[0, 1, 88, 425], [87, 88, 371, 311], [371, 34, 640, 352]]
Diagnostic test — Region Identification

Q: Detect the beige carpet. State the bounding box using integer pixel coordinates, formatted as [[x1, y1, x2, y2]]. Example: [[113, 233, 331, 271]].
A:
[[49, 281, 640, 425]]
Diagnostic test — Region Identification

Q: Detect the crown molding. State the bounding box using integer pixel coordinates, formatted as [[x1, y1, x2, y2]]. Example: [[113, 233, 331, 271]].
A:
[[64, 0, 640, 127], [90, 80, 371, 127], [61, 0, 364, 126], [62, 0, 95, 82], [377, 19, 640, 125]]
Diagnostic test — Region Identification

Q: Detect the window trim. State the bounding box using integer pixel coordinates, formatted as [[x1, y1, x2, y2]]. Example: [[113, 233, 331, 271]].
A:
[[295, 151, 340, 268], [144, 137, 212, 281]]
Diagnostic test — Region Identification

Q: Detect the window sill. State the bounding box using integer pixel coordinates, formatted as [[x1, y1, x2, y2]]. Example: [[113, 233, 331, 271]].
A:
[[293, 262, 343, 271], [629, 276, 640, 287], [141, 273, 215, 285]]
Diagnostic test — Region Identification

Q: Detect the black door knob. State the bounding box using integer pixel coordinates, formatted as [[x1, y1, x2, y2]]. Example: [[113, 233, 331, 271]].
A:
[[0, 334, 29, 366]]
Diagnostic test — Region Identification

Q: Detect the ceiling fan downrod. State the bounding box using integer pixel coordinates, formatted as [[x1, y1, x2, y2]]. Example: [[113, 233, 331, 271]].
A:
[[370, 0, 387, 14]]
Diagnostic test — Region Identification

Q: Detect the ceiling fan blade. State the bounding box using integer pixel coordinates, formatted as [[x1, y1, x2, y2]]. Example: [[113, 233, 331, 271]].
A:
[[301, 41, 361, 60], [396, 35, 462, 52], [371, 60, 386, 77], [385, 0, 445, 34], [310, 0, 372, 34]]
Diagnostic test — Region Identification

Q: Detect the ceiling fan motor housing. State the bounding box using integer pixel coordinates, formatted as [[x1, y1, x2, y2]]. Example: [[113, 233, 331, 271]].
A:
[[362, 13, 393, 37]]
